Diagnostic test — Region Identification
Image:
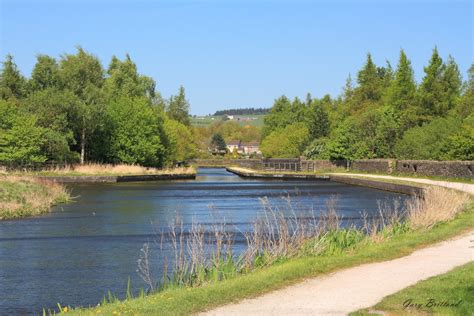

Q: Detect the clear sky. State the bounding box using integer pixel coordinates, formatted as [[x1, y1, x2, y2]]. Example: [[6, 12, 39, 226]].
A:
[[0, 0, 472, 115]]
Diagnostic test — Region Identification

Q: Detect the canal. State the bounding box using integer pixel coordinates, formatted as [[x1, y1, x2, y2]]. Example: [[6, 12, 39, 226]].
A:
[[0, 168, 408, 314]]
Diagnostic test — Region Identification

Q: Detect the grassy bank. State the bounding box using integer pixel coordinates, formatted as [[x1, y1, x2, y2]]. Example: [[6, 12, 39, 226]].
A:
[[64, 187, 474, 316], [0, 176, 70, 220], [2, 163, 195, 177], [352, 262, 474, 316]]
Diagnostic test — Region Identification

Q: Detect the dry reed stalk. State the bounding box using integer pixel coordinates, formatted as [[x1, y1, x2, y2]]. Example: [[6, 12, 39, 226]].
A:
[[407, 186, 471, 229], [0, 176, 69, 219]]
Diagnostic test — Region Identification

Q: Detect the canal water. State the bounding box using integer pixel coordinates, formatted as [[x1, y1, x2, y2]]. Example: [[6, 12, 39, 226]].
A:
[[0, 168, 407, 315]]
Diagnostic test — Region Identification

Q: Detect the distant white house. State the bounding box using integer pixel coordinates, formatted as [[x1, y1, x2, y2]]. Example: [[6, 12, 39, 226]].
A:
[[241, 141, 260, 154], [225, 115, 234, 120], [226, 140, 241, 153], [226, 140, 260, 155]]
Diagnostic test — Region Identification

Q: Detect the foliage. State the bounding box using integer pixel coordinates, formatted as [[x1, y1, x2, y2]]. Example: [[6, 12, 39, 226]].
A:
[[0, 50, 196, 167], [167, 86, 191, 126], [210, 133, 226, 152], [214, 107, 270, 116], [0, 54, 27, 100], [106, 96, 166, 166], [259, 48, 471, 161], [0, 100, 47, 164], [394, 116, 464, 160], [260, 123, 310, 158], [164, 119, 197, 163]]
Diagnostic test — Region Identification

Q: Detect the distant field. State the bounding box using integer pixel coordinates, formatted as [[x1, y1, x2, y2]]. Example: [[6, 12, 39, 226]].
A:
[[190, 115, 265, 127]]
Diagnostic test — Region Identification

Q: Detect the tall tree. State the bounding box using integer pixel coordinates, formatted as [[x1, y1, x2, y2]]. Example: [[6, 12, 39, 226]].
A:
[[457, 64, 474, 118], [439, 55, 462, 115], [0, 55, 26, 100], [59, 47, 105, 164], [107, 96, 166, 166], [167, 85, 190, 126], [30, 55, 60, 92], [387, 49, 417, 111], [307, 101, 329, 139], [418, 47, 445, 120], [356, 53, 382, 103]]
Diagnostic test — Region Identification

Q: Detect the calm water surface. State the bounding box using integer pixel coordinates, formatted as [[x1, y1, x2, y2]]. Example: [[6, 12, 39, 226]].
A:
[[0, 168, 407, 315]]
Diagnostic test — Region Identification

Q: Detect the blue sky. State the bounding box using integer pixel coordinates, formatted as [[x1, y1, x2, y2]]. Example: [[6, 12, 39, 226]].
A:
[[1, 0, 472, 115]]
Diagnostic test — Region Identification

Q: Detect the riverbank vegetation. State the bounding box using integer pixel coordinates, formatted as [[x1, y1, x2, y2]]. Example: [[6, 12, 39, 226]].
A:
[[64, 187, 472, 315], [352, 261, 474, 315], [261, 49, 473, 160], [0, 176, 69, 220], [5, 163, 195, 176], [0, 49, 197, 168]]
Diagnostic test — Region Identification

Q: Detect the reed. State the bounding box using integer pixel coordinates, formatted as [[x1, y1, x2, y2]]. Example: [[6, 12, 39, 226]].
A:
[[12, 163, 195, 176], [406, 186, 471, 229], [136, 186, 472, 295], [0, 176, 70, 220]]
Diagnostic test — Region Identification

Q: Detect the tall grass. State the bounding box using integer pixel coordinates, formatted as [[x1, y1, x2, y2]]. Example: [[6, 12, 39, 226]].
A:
[[0, 176, 70, 220], [406, 186, 471, 229], [10, 163, 195, 176], [136, 186, 471, 295]]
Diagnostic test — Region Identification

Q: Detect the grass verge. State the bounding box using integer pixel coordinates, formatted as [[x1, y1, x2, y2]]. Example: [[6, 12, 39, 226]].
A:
[[1, 163, 195, 177], [66, 200, 474, 316], [0, 176, 70, 220], [351, 262, 474, 316]]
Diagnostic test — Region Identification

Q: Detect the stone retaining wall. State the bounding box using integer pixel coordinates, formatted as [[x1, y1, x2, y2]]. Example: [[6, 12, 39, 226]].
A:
[[395, 160, 474, 178], [192, 158, 473, 178]]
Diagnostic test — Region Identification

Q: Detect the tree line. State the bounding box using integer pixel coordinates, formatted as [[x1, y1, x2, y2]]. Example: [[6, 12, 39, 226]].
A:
[[213, 108, 270, 116], [261, 48, 473, 160], [0, 48, 196, 167]]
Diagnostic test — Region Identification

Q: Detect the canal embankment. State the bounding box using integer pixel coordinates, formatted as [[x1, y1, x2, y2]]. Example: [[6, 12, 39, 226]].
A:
[[226, 167, 424, 195]]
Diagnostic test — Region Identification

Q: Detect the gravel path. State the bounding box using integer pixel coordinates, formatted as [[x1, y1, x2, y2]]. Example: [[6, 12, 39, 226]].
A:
[[330, 173, 474, 194], [202, 231, 474, 315]]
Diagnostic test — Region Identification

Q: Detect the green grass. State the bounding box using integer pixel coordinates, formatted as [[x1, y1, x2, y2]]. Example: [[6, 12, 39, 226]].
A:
[[351, 262, 474, 316], [190, 115, 265, 127], [0, 176, 70, 220], [66, 202, 474, 316]]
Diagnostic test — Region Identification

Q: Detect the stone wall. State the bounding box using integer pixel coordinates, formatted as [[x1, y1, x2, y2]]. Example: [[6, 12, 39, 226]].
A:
[[191, 158, 473, 178], [350, 159, 395, 174], [395, 160, 474, 178], [190, 159, 262, 169], [300, 159, 347, 172]]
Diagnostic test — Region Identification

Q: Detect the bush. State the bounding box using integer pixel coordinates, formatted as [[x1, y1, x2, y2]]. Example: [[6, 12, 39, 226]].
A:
[[260, 122, 310, 158]]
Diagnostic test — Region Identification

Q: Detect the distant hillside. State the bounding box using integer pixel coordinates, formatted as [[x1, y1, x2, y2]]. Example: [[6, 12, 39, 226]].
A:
[[213, 108, 270, 116]]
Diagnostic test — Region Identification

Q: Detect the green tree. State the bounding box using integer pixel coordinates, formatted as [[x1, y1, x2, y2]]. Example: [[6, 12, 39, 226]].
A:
[[164, 119, 197, 163], [107, 96, 165, 166], [104, 54, 156, 100], [356, 53, 382, 103], [307, 100, 329, 139], [210, 133, 226, 152], [418, 47, 447, 120], [29, 55, 61, 92], [439, 56, 462, 114], [387, 49, 417, 111], [59, 47, 105, 164], [457, 64, 474, 118], [0, 55, 27, 100], [24, 88, 79, 162], [260, 123, 310, 158], [394, 116, 462, 160], [0, 100, 47, 164], [167, 86, 191, 126]]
